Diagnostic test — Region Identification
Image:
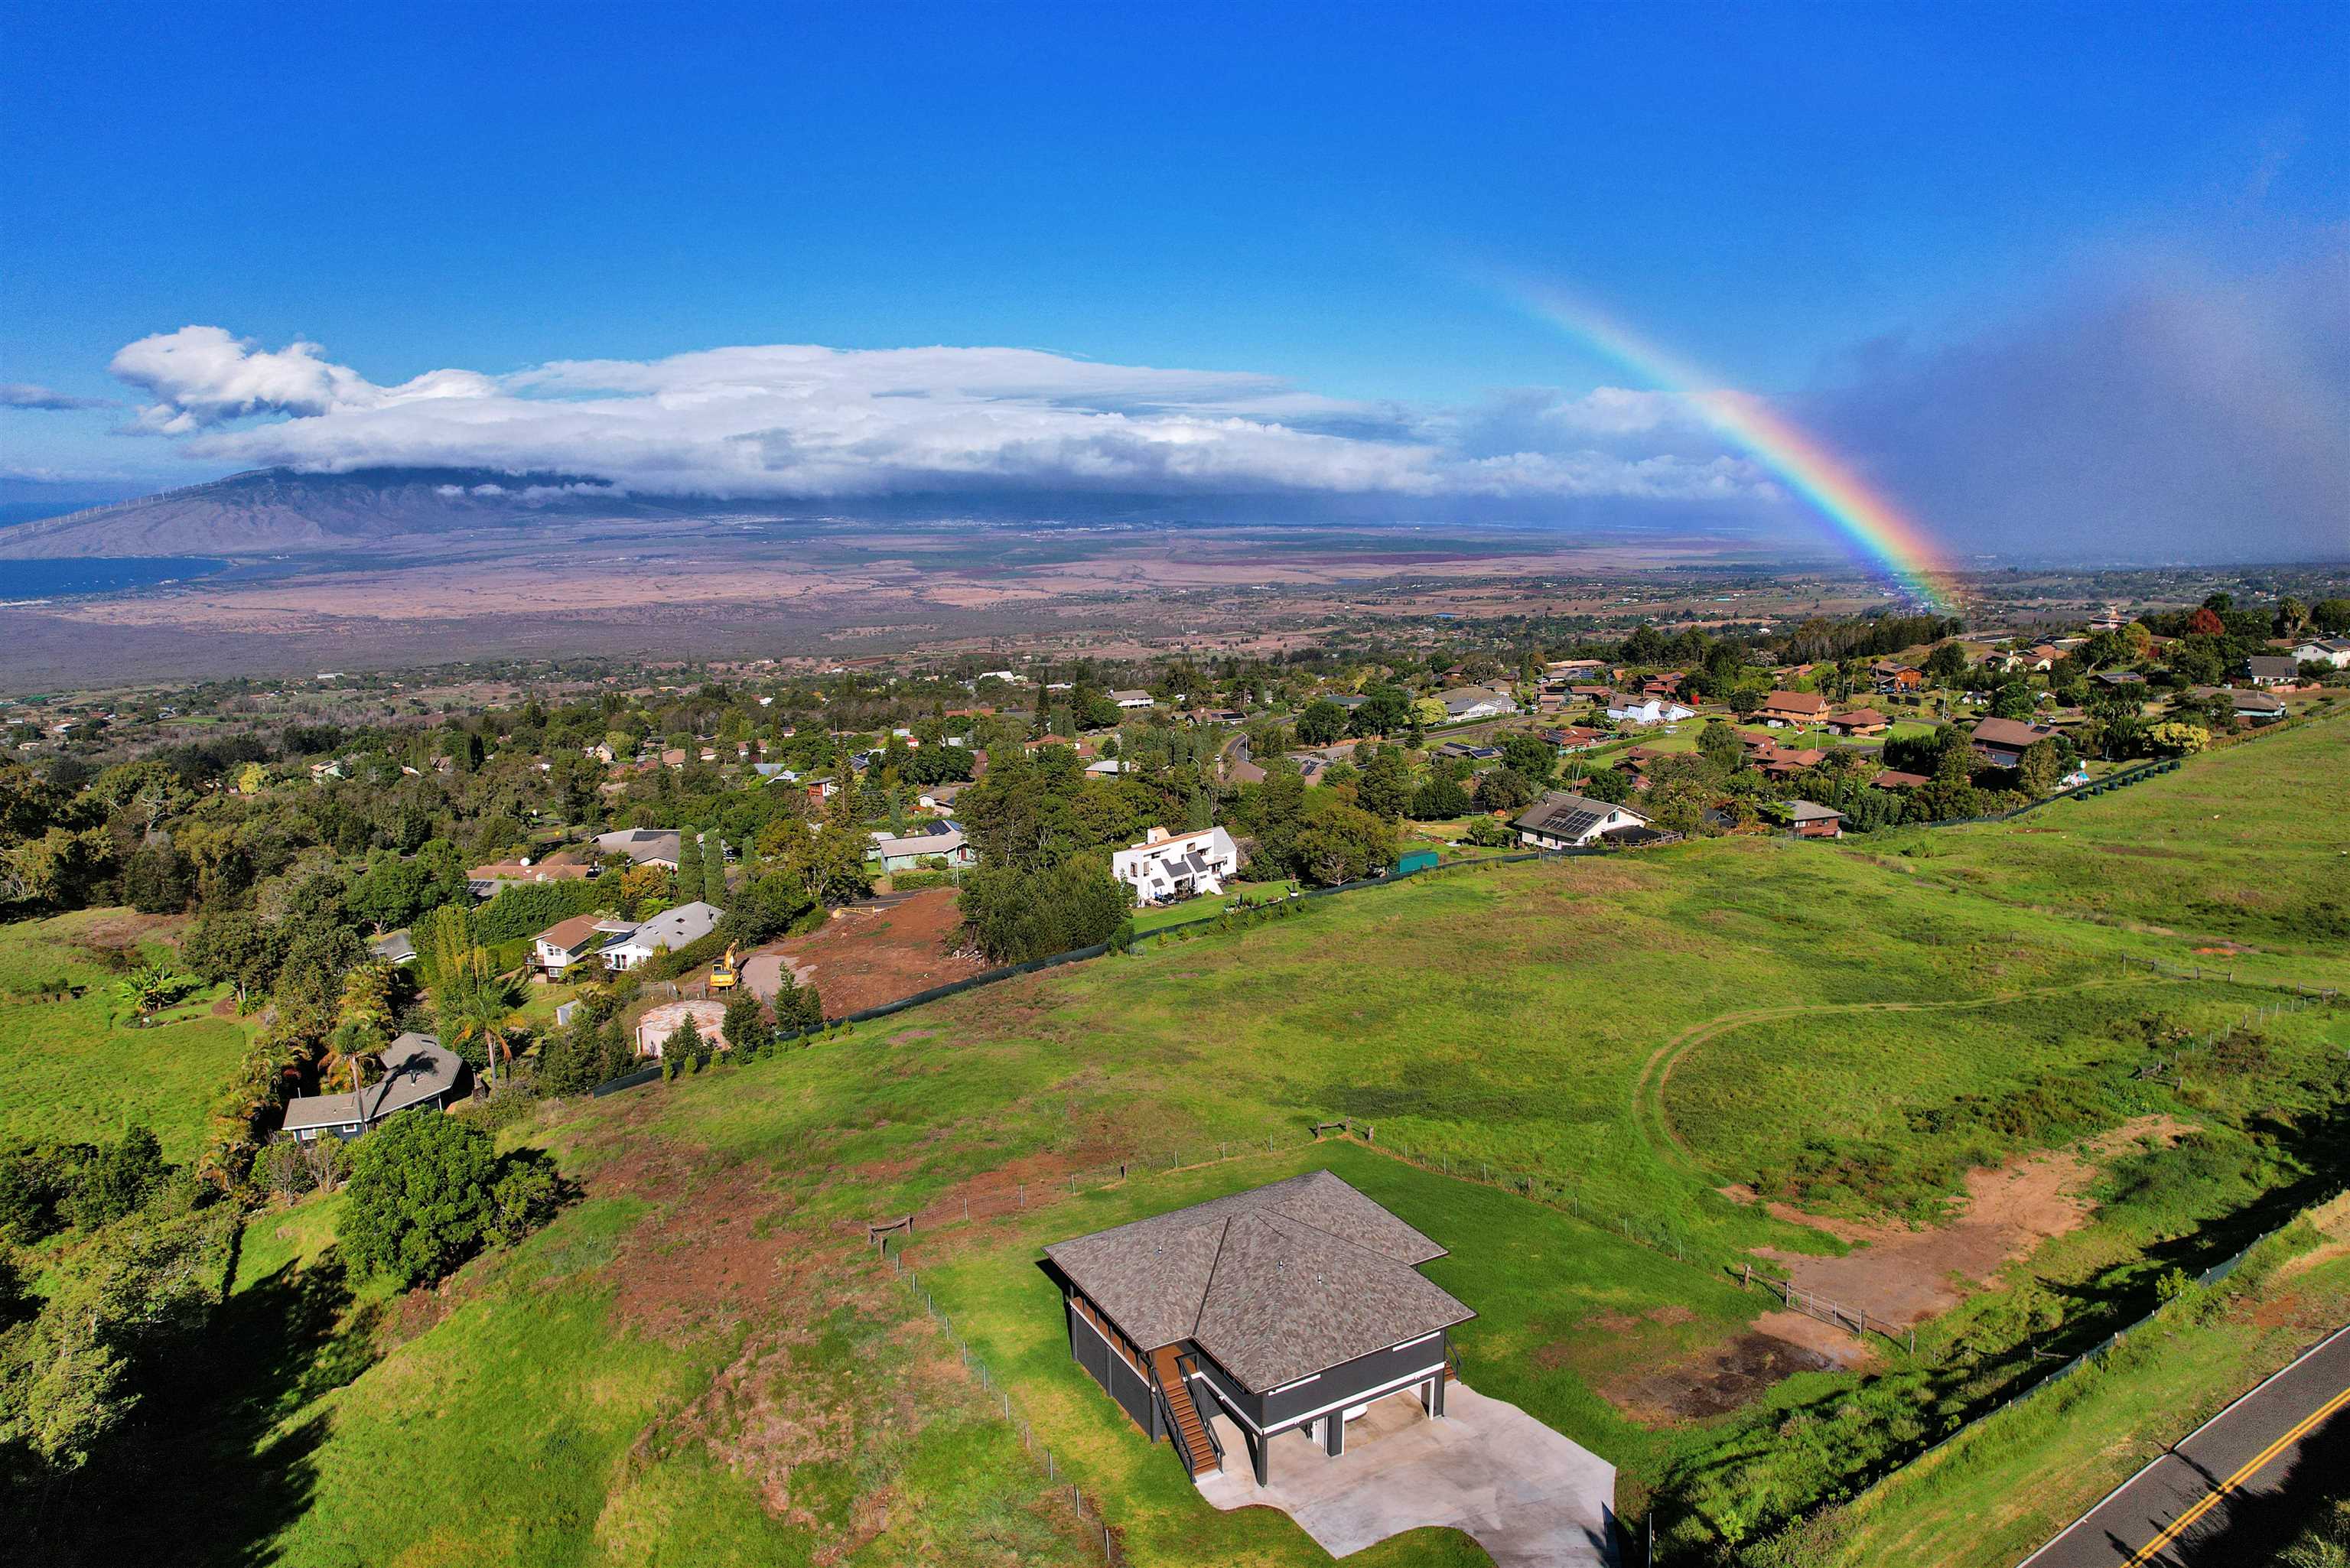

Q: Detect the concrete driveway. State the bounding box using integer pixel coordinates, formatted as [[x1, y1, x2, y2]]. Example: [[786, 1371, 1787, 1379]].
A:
[[1195, 1383, 1616, 1566]]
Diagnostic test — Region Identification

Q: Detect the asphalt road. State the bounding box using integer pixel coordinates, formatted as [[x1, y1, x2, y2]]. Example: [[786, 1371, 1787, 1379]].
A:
[[2020, 1321, 2350, 1566]]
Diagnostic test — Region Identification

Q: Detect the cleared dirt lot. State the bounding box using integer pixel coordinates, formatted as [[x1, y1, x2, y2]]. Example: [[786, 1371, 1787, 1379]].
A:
[[742, 887, 985, 1017]]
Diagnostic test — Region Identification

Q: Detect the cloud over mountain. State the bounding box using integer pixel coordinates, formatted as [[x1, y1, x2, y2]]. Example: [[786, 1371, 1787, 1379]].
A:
[[106, 330, 1763, 505]]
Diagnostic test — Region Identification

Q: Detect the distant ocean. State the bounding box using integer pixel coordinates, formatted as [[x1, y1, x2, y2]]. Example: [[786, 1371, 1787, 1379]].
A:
[[0, 557, 229, 600]]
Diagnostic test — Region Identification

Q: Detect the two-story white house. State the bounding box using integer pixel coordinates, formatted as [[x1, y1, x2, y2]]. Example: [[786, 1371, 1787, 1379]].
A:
[[1111, 826, 1241, 906]]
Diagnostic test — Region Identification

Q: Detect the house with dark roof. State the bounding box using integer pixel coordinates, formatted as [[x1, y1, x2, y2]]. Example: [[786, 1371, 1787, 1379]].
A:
[[1969, 717, 2061, 769], [279, 1033, 469, 1142], [1510, 790, 1651, 850], [1043, 1172, 1473, 1484], [2244, 656, 2300, 687]]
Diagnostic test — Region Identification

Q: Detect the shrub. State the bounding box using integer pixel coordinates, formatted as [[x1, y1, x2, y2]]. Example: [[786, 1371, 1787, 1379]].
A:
[[336, 1112, 498, 1288]]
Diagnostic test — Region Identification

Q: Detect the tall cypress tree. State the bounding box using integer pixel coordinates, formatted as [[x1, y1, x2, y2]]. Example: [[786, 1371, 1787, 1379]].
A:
[[675, 825, 702, 901], [703, 834, 728, 905]]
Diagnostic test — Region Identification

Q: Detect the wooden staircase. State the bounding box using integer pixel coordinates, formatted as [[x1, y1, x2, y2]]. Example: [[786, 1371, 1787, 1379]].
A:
[[1154, 1349, 1218, 1476]]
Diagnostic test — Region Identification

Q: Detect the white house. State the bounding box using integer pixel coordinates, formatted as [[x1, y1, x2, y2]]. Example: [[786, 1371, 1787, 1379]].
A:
[[1083, 757, 1131, 776], [1111, 689, 1157, 710], [1111, 825, 1241, 905], [2291, 638, 2350, 669], [1511, 792, 1652, 849], [1606, 695, 1695, 726], [601, 900, 724, 971], [1436, 686, 1515, 721]]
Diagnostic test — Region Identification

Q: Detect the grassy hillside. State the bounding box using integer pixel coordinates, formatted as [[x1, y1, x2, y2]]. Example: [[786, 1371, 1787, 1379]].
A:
[[39, 714, 2347, 1566], [1814, 1196, 2350, 1567], [0, 906, 252, 1160], [1862, 716, 2350, 954]]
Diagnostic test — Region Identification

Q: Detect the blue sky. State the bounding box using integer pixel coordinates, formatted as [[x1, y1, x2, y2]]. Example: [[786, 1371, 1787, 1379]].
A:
[[3, 3, 2345, 560]]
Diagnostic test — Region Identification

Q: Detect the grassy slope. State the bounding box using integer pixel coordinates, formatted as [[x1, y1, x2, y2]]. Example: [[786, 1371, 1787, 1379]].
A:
[[1821, 1199, 2350, 1567], [1861, 716, 2350, 954], [125, 714, 2349, 1566], [0, 907, 252, 1160]]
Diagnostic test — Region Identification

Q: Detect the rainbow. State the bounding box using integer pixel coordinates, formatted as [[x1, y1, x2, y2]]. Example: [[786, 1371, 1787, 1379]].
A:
[[1500, 281, 1961, 612]]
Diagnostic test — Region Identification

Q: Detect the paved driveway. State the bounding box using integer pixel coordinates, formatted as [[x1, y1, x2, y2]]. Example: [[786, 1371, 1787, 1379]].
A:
[[1195, 1383, 1616, 1566]]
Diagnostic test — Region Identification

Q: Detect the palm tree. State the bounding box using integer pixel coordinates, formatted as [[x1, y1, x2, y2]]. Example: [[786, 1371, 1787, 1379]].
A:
[[433, 939, 522, 1088]]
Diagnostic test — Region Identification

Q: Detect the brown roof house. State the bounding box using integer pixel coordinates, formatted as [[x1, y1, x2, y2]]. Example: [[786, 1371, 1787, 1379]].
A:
[[1969, 717, 2060, 769], [1043, 1172, 1474, 1484], [1824, 708, 1889, 737], [1756, 690, 1830, 727]]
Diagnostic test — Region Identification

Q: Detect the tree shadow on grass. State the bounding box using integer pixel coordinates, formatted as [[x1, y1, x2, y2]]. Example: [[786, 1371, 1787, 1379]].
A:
[[9, 1249, 382, 1568]]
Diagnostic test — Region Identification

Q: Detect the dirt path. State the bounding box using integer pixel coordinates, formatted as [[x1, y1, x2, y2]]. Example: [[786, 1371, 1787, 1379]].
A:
[[1750, 1115, 2188, 1327]]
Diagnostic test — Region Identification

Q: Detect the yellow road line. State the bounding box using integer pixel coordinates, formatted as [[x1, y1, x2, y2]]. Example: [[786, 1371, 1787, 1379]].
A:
[[2123, 1382, 2350, 1566]]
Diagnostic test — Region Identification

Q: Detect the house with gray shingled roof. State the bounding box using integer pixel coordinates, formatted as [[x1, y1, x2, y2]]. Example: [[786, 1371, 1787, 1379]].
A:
[[279, 1033, 470, 1142], [1042, 1171, 1473, 1484]]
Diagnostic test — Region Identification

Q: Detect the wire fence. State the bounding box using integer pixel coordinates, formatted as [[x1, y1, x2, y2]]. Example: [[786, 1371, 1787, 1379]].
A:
[[874, 1242, 1138, 1566]]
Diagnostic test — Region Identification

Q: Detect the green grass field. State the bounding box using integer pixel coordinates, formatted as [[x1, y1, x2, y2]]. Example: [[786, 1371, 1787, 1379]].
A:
[[0, 907, 253, 1160], [1861, 715, 2349, 955], [28, 714, 2345, 1565]]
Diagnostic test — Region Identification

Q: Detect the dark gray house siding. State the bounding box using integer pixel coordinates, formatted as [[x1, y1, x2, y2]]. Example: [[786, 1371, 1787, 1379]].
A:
[[1066, 1298, 1160, 1439], [1189, 1329, 1450, 1436]]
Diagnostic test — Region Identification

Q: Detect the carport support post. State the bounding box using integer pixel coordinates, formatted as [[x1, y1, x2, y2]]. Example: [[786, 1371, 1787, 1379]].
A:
[[1323, 1413, 1343, 1457], [1248, 1427, 1269, 1487]]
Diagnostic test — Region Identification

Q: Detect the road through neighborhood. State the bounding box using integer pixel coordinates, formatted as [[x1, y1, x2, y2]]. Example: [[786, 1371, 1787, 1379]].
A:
[[2020, 1321, 2350, 1566]]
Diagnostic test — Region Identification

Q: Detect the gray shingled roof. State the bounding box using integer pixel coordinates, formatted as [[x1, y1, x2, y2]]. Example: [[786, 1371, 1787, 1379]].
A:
[[1512, 790, 1642, 842], [280, 1032, 464, 1132], [1043, 1171, 1474, 1391]]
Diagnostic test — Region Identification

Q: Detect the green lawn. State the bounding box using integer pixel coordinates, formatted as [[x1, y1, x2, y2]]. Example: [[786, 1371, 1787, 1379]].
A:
[[1131, 879, 1304, 934], [0, 906, 255, 1159]]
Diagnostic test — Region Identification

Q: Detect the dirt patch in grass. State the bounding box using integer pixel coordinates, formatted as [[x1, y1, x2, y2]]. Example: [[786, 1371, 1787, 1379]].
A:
[[744, 889, 985, 1017], [1601, 1313, 1871, 1423], [1756, 1114, 2190, 1326], [582, 1140, 828, 1341]]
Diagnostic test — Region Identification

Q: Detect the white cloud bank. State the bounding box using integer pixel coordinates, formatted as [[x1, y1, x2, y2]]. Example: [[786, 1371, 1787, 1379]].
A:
[[107, 327, 1762, 504]]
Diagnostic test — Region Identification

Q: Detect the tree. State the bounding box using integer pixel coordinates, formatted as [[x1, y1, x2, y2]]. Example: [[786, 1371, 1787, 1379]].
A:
[[61, 1127, 167, 1231], [2311, 598, 2350, 635], [111, 964, 197, 1020], [1294, 698, 1347, 747], [675, 825, 703, 899], [1575, 767, 1632, 804], [120, 839, 191, 915], [2186, 607, 2227, 637], [1499, 733, 1556, 784], [337, 1112, 500, 1289], [1474, 766, 1538, 813], [2147, 721, 2209, 756], [1348, 685, 1411, 737], [1353, 747, 1415, 820], [1696, 721, 1744, 775], [803, 821, 873, 906], [1922, 642, 1968, 685], [1408, 774, 1471, 819], [2276, 596, 2309, 636], [2016, 737, 2069, 797], [347, 849, 434, 934], [957, 855, 1132, 963], [701, 834, 728, 905], [662, 1010, 707, 1062], [428, 924, 521, 1088], [722, 991, 773, 1056], [1289, 798, 1395, 885]]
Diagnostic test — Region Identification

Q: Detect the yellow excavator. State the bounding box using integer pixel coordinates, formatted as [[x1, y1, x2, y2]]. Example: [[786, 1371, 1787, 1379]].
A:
[[709, 943, 740, 992]]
